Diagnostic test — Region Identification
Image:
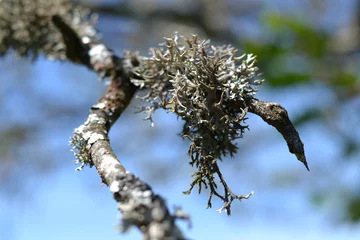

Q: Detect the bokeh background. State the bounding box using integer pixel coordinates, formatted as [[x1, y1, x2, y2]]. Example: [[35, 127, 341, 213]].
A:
[[1, 0, 360, 239]]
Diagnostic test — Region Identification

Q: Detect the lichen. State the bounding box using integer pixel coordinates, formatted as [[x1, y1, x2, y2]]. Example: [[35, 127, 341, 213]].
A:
[[70, 113, 109, 170], [132, 34, 262, 212], [70, 130, 92, 171]]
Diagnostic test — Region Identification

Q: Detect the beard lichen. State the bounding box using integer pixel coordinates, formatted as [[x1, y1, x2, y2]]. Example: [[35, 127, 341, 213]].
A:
[[132, 34, 263, 214]]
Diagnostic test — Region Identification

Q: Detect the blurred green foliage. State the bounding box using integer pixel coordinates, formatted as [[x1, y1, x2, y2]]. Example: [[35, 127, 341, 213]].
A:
[[265, 13, 328, 58], [347, 197, 360, 222]]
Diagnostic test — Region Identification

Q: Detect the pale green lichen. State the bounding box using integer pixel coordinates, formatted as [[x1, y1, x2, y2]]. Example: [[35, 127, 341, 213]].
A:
[[132, 34, 263, 211], [70, 130, 91, 171], [70, 114, 107, 170]]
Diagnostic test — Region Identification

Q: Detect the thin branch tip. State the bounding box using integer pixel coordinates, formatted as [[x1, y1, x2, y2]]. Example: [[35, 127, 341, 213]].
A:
[[246, 98, 309, 171], [295, 153, 310, 171]]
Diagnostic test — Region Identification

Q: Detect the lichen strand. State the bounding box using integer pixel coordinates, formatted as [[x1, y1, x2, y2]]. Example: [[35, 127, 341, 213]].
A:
[[132, 34, 262, 212], [0, 0, 96, 60]]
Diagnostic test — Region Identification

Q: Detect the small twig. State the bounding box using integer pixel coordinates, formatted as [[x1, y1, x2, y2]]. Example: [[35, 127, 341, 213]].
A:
[[216, 191, 254, 215], [244, 97, 309, 171], [213, 162, 254, 215]]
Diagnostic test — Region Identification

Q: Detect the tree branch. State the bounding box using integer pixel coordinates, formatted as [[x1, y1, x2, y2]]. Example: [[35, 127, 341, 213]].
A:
[[77, 80, 185, 239], [52, 15, 186, 239]]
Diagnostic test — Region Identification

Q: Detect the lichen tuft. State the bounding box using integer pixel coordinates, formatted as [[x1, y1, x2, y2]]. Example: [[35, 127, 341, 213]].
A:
[[132, 34, 263, 210]]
